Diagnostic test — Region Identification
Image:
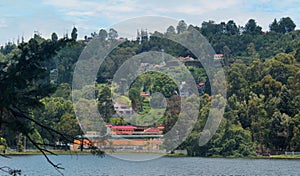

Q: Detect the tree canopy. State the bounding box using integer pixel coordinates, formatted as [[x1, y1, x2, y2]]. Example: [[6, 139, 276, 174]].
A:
[[0, 17, 300, 169]]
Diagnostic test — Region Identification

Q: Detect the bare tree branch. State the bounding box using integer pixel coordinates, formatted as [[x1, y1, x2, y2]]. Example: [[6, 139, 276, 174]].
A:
[[0, 166, 21, 176], [24, 133, 64, 176]]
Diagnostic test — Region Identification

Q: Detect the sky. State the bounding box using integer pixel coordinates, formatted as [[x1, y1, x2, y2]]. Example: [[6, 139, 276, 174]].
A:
[[1, 0, 300, 45]]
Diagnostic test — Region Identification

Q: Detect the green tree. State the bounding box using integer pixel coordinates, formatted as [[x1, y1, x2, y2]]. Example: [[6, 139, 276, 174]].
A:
[[17, 133, 24, 152], [56, 113, 81, 149], [129, 87, 142, 112], [176, 20, 187, 34], [278, 86, 298, 117], [269, 111, 290, 150], [226, 63, 249, 99], [270, 19, 280, 33], [201, 20, 219, 36], [55, 42, 84, 84], [166, 25, 176, 34], [248, 93, 269, 153], [295, 40, 300, 62], [71, 26, 78, 41], [27, 129, 43, 148], [226, 20, 239, 35], [244, 19, 263, 35], [34, 96, 78, 147], [98, 86, 115, 122], [74, 98, 106, 135], [51, 32, 58, 42], [210, 122, 255, 157], [98, 29, 108, 41], [289, 113, 300, 150], [274, 53, 294, 64], [247, 42, 260, 59], [108, 28, 118, 40], [52, 83, 71, 99], [0, 137, 8, 150], [254, 75, 282, 100], [278, 17, 296, 34]]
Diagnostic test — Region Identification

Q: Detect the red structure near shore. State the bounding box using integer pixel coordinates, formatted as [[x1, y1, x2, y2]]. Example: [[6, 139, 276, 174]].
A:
[[110, 126, 137, 135], [108, 124, 164, 135], [71, 125, 165, 151]]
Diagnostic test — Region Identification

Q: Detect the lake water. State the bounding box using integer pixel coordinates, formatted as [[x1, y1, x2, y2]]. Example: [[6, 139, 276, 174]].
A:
[[1, 154, 300, 176]]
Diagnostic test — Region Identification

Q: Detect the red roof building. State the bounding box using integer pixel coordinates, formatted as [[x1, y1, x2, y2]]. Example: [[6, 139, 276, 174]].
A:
[[157, 125, 165, 130], [144, 128, 160, 133], [214, 54, 224, 60], [140, 92, 151, 97], [198, 82, 205, 87], [110, 126, 137, 135], [110, 126, 137, 129], [107, 125, 164, 135]]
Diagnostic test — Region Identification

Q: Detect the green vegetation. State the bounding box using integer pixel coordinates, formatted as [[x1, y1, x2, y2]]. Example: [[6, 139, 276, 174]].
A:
[[1, 18, 300, 160]]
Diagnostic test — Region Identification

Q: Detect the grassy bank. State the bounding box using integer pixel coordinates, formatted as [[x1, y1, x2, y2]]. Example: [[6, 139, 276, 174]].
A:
[[268, 155, 300, 159], [4, 150, 300, 160], [4, 150, 92, 155], [165, 153, 300, 160]]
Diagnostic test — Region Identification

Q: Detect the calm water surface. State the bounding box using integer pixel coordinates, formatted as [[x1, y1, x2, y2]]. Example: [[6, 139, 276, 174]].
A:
[[1, 154, 300, 176]]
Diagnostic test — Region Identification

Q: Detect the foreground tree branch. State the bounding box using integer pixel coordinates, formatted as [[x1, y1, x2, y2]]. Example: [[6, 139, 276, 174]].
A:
[[0, 166, 21, 176]]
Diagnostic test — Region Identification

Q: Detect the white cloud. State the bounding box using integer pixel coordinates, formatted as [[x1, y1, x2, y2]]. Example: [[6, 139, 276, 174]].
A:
[[66, 11, 98, 17], [42, 0, 290, 31], [42, 0, 244, 21], [0, 19, 8, 28]]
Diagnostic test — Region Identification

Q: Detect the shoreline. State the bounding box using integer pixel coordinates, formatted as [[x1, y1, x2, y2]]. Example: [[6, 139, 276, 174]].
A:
[[3, 150, 300, 160]]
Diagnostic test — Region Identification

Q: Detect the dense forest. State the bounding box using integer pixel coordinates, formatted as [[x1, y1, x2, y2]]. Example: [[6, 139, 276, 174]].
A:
[[1, 17, 300, 157]]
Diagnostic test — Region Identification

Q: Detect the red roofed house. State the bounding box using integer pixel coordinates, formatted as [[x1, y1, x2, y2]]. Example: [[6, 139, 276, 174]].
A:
[[157, 125, 165, 130], [140, 92, 150, 97], [214, 54, 224, 60], [110, 126, 137, 135], [71, 125, 165, 151], [198, 82, 205, 87]]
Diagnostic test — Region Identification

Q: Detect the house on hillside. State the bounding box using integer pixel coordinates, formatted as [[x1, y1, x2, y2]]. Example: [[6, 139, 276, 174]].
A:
[[140, 92, 150, 97], [70, 125, 165, 152], [110, 126, 137, 135], [177, 56, 194, 61], [114, 102, 133, 117], [214, 54, 224, 60], [198, 82, 206, 94]]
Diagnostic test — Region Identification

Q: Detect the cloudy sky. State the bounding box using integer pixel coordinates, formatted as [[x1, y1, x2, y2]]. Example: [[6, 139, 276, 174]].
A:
[[1, 0, 300, 45]]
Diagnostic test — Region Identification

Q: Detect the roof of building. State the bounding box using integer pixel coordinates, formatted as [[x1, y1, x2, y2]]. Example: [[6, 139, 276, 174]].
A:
[[73, 139, 91, 145], [198, 82, 205, 86], [140, 92, 150, 97], [110, 135, 163, 138], [177, 56, 194, 61], [144, 128, 160, 133], [157, 125, 165, 129], [214, 54, 224, 56], [110, 126, 137, 129]]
